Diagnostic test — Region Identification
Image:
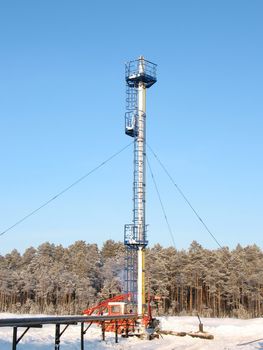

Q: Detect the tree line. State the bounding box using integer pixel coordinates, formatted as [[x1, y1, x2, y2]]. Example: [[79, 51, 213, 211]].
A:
[[0, 240, 262, 318]]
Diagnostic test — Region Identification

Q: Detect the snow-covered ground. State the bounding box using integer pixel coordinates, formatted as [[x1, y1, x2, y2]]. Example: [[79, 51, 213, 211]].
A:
[[0, 313, 263, 349]]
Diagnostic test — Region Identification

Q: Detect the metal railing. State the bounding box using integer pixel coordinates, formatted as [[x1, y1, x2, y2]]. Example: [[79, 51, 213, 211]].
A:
[[125, 59, 157, 82]]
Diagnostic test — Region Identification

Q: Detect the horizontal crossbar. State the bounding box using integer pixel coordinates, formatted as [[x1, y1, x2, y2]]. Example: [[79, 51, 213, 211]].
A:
[[0, 315, 137, 327]]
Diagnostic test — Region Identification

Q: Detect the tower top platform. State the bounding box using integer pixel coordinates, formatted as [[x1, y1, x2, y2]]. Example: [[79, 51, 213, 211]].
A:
[[125, 57, 157, 88]]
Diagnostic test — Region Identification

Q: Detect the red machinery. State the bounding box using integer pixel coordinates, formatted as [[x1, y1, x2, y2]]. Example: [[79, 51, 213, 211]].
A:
[[83, 293, 136, 333], [83, 293, 132, 316], [83, 293, 157, 334]]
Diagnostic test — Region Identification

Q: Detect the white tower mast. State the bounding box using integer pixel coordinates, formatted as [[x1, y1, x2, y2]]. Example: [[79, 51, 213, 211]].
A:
[[124, 56, 157, 316]]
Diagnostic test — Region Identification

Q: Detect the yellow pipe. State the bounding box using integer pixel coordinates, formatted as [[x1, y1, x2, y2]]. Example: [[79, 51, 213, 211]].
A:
[[142, 248, 145, 313]]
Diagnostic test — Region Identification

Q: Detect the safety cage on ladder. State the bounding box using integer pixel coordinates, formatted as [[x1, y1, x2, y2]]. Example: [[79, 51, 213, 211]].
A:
[[124, 224, 148, 247], [125, 111, 138, 137]]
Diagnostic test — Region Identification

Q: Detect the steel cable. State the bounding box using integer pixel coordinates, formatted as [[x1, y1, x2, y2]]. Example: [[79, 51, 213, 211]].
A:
[[146, 156, 176, 248], [0, 141, 134, 237], [147, 143, 223, 250]]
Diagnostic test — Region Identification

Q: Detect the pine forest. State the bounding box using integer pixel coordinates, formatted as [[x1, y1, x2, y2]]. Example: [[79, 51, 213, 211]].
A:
[[0, 240, 262, 319]]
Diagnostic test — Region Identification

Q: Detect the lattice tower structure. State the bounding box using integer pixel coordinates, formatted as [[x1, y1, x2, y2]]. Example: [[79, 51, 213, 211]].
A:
[[124, 56, 157, 316]]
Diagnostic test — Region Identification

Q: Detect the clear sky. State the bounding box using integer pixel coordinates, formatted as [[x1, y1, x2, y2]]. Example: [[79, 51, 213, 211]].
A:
[[0, 0, 262, 254]]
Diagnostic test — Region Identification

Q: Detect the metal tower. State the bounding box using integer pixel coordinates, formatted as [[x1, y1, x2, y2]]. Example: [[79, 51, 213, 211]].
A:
[[124, 56, 157, 316]]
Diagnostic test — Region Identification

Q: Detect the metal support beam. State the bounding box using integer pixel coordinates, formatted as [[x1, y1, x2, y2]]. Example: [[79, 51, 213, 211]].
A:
[[101, 321, 105, 341], [115, 321, 118, 343], [125, 320, 129, 338], [55, 324, 60, 350], [12, 327, 17, 350], [16, 327, 30, 345], [81, 321, 93, 350], [81, 323, 84, 350], [84, 322, 92, 333], [12, 325, 42, 350], [55, 323, 76, 350]]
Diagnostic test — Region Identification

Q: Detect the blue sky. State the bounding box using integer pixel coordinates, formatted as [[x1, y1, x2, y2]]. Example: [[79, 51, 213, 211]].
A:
[[0, 0, 262, 254]]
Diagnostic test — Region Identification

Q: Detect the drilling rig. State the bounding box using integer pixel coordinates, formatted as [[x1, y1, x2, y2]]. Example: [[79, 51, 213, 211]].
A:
[[124, 56, 157, 327], [83, 56, 157, 336], [83, 58, 215, 341]]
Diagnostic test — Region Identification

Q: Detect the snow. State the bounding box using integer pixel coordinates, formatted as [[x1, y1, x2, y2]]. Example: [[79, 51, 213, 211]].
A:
[[1, 313, 263, 349]]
